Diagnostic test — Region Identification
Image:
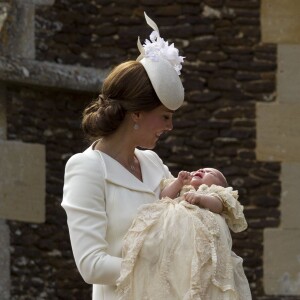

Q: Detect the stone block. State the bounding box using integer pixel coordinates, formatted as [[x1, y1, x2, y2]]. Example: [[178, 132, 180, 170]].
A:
[[0, 56, 107, 93], [31, 0, 55, 4], [256, 102, 300, 162], [281, 163, 300, 228], [0, 140, 45, 223], [278, 44, 300, 103], [261, 0, 300, 44], [0, 84, 6, 139], [0, 3, 9, 32], [264, 228, 300, 295], [0, 0, 55, 58], [0, 220, 10, 300], [0, 0, 35, 59]]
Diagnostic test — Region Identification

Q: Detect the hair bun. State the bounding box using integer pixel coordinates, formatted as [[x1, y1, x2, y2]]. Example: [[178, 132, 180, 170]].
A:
[[98, 94, 109, 107]]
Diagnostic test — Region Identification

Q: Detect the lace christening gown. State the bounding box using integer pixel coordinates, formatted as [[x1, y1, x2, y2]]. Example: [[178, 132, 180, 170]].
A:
[[116, 183, 252, 300]]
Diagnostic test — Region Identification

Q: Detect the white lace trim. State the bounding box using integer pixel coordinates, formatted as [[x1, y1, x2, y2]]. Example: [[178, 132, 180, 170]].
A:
[[116, 198, 240, 299], [161, 181, 248, 233], [196, 184, 248, 233]]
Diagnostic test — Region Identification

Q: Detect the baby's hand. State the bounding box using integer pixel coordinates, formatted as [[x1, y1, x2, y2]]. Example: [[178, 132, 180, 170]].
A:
[[184, 191, 201, 205], [178, 171, 192, 185]]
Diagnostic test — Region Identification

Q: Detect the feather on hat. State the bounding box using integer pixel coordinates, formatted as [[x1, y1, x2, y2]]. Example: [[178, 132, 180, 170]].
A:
[[137, 12, 185, 110]]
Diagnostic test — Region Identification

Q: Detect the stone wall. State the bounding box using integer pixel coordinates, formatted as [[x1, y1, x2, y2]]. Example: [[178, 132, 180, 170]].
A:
[[259, 0, 300, 297], [7, 87, 94, 299], [4, 0, 299, 299]]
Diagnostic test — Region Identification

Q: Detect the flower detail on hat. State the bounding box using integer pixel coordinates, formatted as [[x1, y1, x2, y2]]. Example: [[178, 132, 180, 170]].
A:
[[137, 13, 184, 75]]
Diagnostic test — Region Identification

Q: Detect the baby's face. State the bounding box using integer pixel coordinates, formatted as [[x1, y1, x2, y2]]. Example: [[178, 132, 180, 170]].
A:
[[190, 168, 223, 188]]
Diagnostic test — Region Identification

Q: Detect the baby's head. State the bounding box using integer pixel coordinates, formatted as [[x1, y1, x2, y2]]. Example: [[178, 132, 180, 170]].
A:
[[190, 168, 228, 189]]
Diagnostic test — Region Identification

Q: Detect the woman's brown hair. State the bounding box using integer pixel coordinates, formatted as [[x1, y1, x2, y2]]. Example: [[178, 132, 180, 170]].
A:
[[82, 61, 161, 140]]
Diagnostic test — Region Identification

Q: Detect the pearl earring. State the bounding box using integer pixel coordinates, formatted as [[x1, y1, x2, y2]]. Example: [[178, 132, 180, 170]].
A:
[[133, 123, 139, 130]]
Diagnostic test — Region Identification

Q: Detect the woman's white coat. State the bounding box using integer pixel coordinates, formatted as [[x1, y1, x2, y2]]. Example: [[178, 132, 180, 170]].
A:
[[62, 145, 172, 300]]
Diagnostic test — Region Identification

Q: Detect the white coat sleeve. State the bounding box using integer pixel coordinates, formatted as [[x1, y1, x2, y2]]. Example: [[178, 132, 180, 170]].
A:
[[147, 150, 174, 180], [61, 153, 122, 285]]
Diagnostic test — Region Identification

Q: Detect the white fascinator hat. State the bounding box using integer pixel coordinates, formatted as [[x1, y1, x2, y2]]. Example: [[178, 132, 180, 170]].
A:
[[137, 12, 185, 110]]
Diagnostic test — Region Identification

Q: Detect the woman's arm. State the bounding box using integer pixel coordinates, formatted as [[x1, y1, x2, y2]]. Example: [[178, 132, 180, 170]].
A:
[[62, 153, 122, 285]]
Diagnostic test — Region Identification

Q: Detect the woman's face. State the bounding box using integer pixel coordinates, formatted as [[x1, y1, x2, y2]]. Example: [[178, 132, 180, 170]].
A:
[[190, 168, 223, 188], [136, 105, 174, 149]]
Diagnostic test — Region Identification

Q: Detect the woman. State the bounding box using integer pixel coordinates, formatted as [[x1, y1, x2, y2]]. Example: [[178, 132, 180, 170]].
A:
[[62, 13, 184, 300]]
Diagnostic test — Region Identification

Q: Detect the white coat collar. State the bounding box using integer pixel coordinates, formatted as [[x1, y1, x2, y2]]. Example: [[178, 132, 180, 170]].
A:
[[84, 146, 164, 195]]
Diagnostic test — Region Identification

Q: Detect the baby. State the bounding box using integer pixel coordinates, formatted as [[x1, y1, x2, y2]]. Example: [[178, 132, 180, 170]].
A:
[[161, 168, 228, 213], [117, 168, 252, 300]]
